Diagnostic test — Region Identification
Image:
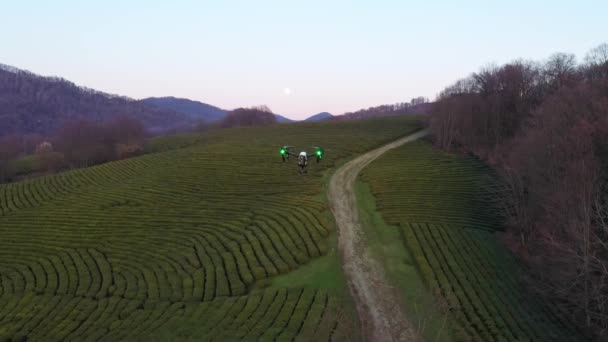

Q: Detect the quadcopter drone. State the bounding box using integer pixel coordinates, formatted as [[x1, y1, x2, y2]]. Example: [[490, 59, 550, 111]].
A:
[[280, 146, 327, 173]]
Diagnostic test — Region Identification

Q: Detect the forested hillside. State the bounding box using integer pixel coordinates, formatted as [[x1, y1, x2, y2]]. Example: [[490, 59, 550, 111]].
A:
[[0, 64, 186, 136], [430, 42, 608, 337]]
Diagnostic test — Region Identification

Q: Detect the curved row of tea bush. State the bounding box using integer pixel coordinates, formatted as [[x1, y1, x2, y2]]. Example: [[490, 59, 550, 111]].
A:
[[0, 288, 350, 341], [360, 141, 583, 341]]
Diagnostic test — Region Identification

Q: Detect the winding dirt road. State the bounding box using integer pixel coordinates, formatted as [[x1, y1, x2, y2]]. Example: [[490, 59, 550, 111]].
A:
[[329, 129, 428, 342]]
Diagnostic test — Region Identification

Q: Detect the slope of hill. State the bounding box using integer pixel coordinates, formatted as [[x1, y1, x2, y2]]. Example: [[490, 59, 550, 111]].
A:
[[141, 97, 296, 123], [141, 96, 227, 122], [0, 116, 422, 341], [274, 114, 295, 122], [305, 112, 333, 121], [0, 64, 188, 136], [359, 141, 583, 341]]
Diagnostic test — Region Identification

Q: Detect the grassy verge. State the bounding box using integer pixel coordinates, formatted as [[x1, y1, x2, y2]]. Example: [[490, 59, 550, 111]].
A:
[[269, 233, 345, 292], [355, 180, 452, 342]]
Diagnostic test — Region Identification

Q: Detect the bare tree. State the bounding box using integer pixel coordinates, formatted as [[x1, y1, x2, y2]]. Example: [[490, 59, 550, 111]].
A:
[[0, 135, 21, 182], [544, 52, 578, 89], [35, 141, 65, 172], [583, 43, 608, 83], [221, 107, 277, 128], [103, 115, 145, 145], [585, 43, 608, 66], [53, 120, 113, 168]]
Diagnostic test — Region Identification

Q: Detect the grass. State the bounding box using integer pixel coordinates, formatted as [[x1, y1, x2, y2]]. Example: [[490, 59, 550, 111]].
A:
[[0, 116, 423, 341], [270, 233, 344, 292]]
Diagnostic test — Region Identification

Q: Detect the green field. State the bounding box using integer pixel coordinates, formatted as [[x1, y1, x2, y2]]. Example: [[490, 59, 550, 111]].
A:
[[0, 117, 423, 341], [359, 141, 583, 341]]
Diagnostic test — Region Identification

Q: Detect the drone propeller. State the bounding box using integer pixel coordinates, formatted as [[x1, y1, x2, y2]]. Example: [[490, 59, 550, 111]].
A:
[[280, 145, 293, 161], [311, 146, 328, 163]]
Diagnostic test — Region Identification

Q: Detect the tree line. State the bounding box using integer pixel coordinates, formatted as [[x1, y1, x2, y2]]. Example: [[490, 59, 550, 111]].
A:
[[220, 105, 277, 128], [0, 115, 146, 182], [0, 106, 278, 183], [333, 97, 431, 121], [430, 43, 608, 337]]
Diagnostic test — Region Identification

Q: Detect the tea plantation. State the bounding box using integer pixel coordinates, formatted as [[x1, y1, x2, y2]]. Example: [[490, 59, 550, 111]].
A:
[[0, 117, 423, 341], [359, 141, 584, 341]]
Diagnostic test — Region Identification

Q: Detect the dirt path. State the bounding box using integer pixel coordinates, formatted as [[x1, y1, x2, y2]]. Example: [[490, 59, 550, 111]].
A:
[[328, 129, 428, 342]]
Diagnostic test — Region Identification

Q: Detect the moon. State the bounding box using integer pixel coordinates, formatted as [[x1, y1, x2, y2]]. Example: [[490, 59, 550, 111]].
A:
[[283, 87, 291, 96]]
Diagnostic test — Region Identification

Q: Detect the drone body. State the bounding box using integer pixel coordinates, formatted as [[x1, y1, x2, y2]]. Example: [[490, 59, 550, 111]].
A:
[[280, 146, 325, 173]]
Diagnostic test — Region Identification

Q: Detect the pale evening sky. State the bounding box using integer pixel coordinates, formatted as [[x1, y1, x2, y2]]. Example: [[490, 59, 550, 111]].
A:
[[1, 0, 606, 119]]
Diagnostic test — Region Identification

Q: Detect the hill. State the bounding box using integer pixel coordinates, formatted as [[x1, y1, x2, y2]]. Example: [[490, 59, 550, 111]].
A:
[[305, 112, 333, 121], [0, 116, 422, 341], [142, 97, 296, 123], [0, 64, 188, 136], [274, 114, 295, 123], [141, 96, 227, 122]]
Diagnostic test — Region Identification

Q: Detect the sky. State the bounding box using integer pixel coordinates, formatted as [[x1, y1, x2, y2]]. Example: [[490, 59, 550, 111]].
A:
[[1, 0, 607, 120]]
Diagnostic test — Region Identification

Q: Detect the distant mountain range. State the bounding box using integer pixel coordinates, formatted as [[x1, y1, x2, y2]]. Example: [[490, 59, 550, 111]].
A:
[[141, 97, 226, 122], [141, 97, 296, 123], [0, 64, 187, 136], [274, 114, 295, 123], [0, 63, 428, 137], [0, 64, 299, 136], [304, 112, 334, 121]]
